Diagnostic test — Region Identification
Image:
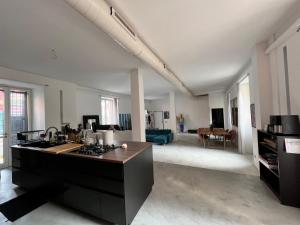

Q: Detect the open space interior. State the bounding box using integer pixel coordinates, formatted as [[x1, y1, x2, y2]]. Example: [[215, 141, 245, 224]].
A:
[[1, 0, 300, 224]]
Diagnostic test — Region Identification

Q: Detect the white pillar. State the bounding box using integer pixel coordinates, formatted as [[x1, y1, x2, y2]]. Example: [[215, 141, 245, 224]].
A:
[[131, 68, 146, 142], [169, 91, 177, 138]]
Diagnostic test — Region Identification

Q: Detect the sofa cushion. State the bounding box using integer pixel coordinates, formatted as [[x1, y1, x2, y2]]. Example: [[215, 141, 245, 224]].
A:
[[146, 129, 172, 135], [153, 135, 168, 145], [146, 129, 173, 144], [167, 133, 174, 143], [146, 134, 157, 142]]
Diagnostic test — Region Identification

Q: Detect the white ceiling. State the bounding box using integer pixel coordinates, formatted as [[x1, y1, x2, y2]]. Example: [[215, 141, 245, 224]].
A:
[[0, 0, 299, 97], [0, 0, 173, 98], [108, 0, 300, 95]]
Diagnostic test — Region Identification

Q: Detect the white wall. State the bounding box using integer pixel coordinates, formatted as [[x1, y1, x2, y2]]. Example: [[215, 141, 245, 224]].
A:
[[148, 98, 170, 111], [144, 100, 151, 110], [0, 66, 77, 129], [76, 87, 131, 125], [118, 95, 132, 114], [285, 31, 300, 116], [252, 43, 273, 129], [0, 66, 152, 132], [226, 42, 274, 167], [147, 93, 210, 131], [209, 91, 225, 109], [267, 18, 300, 116], [269, 49, 281, 115], [76, 87, 141, 126], [31, 86, 45, 130], [76, 88, 102, 125], [147, 97, 170, 129], [175, 94, 210, 130], [270, 44, 289, 114]]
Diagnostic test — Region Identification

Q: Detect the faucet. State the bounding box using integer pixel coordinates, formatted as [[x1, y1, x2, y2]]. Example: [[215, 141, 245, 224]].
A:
[[44, 127, 59, 142]]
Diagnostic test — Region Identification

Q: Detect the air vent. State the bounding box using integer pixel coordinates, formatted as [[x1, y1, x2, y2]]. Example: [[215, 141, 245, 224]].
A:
[[110, 7, 136, 39]]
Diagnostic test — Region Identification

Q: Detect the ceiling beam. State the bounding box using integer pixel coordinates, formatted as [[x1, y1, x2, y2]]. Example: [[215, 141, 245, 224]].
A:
[[63, 0, 193, 96]]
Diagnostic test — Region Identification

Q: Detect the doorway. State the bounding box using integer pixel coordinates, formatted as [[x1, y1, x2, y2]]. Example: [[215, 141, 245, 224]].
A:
[[153, 111, 164, 129], [211, 108, 224, 128], [238, 76, 253, 154], [0, 87, 29, 169]]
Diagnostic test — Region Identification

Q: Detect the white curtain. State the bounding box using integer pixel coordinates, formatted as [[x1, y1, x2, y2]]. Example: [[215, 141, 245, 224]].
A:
[[238, 77, 253, 154], [101, 97, 119, 125], [227, 92, 232, 129]]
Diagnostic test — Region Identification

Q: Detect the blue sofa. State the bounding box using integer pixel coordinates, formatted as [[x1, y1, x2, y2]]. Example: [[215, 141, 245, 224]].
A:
[[146, 129, 174, 145]]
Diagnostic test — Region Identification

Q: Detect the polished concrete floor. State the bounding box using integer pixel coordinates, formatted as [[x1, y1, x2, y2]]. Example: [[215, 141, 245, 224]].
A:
[[132, 162, 300, 225], [1, 138, 300, 225], [154, 134, 258, 176], [0, 169, 23, 205]]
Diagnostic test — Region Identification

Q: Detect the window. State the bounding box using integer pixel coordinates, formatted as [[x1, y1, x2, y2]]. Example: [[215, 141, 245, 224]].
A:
[[10, 91, 28, 145], [101, 97, 119, 125]]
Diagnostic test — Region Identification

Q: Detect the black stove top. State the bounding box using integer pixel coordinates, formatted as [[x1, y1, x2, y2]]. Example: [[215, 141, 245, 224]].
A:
[[71, 144, 119, 156]]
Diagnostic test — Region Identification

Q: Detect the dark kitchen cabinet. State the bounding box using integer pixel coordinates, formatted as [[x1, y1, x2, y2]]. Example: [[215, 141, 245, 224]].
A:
[[11, 145, 154, 225]]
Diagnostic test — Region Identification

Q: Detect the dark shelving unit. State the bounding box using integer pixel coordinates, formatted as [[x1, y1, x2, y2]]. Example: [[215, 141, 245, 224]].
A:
[[258, 130, 300, 208]]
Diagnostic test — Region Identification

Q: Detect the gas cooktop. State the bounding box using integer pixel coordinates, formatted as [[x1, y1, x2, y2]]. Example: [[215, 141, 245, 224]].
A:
[[70, 144, 120, 156]]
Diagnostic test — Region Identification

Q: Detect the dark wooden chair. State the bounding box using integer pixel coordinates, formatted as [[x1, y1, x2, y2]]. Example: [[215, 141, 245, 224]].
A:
[[197, 128, 210, 147], [225, 130, 237, 146]]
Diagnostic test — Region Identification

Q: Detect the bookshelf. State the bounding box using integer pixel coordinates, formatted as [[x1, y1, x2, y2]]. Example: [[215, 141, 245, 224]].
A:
[[258, 130, 300, 208]]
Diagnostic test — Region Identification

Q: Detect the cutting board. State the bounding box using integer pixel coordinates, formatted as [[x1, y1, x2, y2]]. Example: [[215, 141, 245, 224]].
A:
[[43, 143, 83, 154]]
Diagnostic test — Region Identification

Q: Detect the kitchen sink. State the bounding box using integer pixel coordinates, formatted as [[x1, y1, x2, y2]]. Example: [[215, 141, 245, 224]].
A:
[[20, 141, 66, 148]]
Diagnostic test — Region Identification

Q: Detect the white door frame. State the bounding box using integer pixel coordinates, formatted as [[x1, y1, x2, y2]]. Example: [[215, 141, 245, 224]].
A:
[[0, 87, 10, 169]]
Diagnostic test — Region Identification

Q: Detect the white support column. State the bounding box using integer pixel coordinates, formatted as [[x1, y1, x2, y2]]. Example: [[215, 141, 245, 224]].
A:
[[169, 91, 177, 138], [131, 68, 146, 142]]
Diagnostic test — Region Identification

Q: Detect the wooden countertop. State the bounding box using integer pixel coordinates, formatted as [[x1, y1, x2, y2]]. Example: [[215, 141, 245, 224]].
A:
[[11, 143, 83, 153], [11, 142, 152, 164], [43, 143, 84, 154]]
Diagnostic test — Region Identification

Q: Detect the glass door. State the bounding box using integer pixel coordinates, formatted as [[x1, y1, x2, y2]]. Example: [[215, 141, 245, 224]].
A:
[[0, 88, 9, 169], [10, 91, 28, 146], [0, 87, 29, 169]]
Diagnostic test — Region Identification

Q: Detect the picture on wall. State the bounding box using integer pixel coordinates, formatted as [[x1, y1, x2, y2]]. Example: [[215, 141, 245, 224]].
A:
[[250, 103, 256, 128], [164, 111, 170, 119], [231, 98, 238, 127]]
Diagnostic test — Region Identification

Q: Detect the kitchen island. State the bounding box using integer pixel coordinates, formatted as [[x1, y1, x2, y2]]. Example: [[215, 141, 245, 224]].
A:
[[11, 142, 154, 225]]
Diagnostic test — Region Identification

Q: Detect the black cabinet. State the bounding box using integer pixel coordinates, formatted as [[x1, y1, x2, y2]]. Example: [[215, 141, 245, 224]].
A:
[[258, 130, 300, 208], [11, 146, 154, 225], [63, 184, 126, 225]]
